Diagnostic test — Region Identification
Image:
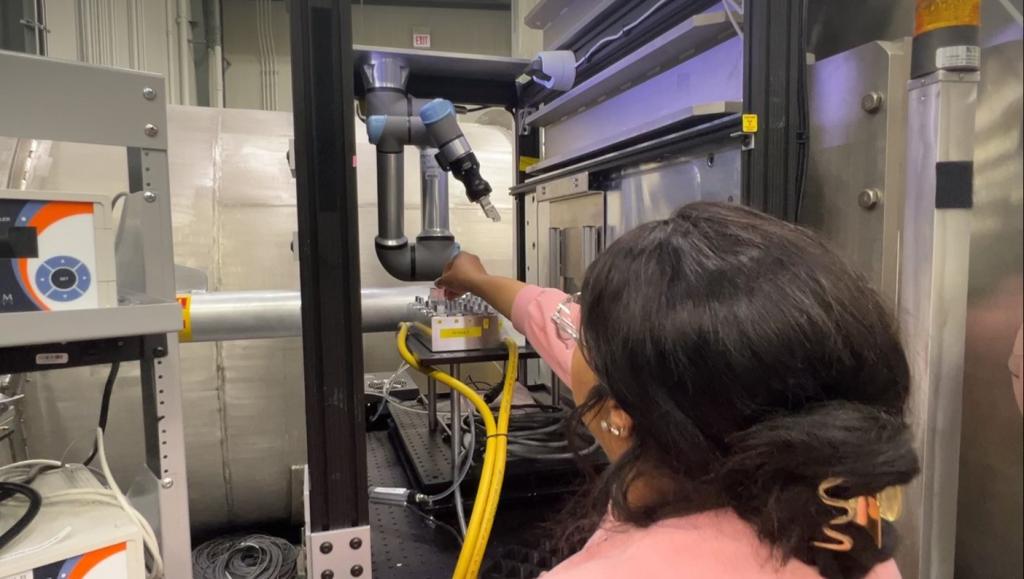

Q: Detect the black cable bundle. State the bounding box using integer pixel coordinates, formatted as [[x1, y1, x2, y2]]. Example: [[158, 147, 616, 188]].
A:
[[192, 533, 300, 579], [84, 361, 120, 466], [0, 482, 42, 551]]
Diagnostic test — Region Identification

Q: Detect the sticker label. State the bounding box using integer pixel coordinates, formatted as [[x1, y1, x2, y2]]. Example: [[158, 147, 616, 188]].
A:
[[742, 114, 759, 133], [35, 353, 69, 365], [936, 45, 980, 70], [177, 294, 193, 342], [440, 326, 483, 339], [518, 156, 540, 172]]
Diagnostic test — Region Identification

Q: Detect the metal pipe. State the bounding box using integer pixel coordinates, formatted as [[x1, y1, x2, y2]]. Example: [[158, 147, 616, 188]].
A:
[[451, 364, 467, 535], [183, 285, 431, 342], [420, 148, 450, 237]]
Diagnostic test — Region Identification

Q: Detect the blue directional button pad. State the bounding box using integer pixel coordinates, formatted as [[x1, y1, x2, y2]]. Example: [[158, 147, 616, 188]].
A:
[[35, 256, 91, 302]]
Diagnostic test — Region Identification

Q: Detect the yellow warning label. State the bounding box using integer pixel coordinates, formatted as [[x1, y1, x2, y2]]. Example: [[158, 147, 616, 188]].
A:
[[915, 0, 980, 35], [441, 326, 483, 339], [483, 319, 490, 330], [177, 294, 192, 342], [742, 114, 759, 134], [519, 156, 540, 172]]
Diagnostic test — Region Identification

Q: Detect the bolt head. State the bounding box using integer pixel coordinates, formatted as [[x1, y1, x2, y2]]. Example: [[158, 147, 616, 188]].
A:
[[320, 542, 334, 554], [349, 537, 363, 550], [153, 345, 167, 357], [160, 477, 174, 489], [858, 188, 882, 209], [142, 87, 157, 100], [861, 92, 884, 113], [143, 191, 158, 203], [321, 571, 335, 579], [144, 123, 159, 137], [350, 565, 364, 577]]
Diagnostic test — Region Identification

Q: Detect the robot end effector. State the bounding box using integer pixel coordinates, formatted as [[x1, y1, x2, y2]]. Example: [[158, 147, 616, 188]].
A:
[[418, 99, 500, 222]]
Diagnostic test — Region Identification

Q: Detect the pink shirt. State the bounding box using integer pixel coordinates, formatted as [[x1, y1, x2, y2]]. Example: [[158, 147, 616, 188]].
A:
[[510, 284, 901, 579]]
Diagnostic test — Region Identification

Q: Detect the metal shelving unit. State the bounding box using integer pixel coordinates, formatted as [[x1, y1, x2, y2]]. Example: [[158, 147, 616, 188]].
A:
[[0, 50, 194, 578]]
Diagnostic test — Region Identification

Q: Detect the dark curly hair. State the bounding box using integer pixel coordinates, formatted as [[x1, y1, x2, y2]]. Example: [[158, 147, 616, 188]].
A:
[[555, 202, 919, 579]]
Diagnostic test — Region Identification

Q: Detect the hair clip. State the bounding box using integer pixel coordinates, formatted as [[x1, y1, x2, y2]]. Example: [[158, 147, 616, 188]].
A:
[[812, 477, 904, 552]]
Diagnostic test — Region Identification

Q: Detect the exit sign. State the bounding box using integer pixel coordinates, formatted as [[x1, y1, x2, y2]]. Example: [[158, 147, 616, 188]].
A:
[[413, 27, 431, 48]]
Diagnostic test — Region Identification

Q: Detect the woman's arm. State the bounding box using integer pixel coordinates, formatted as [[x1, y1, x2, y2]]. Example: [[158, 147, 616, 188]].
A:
[[437, 252, 525, 320], [437, 252, 575, 385]]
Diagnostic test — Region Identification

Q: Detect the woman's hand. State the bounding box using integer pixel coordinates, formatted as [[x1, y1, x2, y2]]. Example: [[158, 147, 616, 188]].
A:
[[437, 251, 489, 299], [437, 251, 526, 319]]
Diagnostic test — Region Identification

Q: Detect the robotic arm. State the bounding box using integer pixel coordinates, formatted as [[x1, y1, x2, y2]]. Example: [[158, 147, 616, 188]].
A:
[[362, 57, 497, 282]]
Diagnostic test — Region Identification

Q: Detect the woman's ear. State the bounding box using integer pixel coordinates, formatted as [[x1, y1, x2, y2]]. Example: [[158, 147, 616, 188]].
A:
[[605, 398, 634, 439]]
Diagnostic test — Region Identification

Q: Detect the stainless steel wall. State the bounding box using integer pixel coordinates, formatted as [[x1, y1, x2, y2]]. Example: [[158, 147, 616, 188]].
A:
[[953, 14, 1024, 578], [11, 106, 515, 532]]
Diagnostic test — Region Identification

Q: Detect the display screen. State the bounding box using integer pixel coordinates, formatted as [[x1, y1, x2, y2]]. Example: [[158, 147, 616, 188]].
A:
[[0, 225, 38, 259]]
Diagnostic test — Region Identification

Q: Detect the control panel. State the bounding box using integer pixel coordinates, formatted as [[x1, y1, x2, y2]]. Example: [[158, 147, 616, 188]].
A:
[[0, 190, 116, 313]]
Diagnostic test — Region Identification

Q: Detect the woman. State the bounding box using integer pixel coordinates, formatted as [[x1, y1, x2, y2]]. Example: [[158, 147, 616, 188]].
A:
[[437, 202, 919, 579]]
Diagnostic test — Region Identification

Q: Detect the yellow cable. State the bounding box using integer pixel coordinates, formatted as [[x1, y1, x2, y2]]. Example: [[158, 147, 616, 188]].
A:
[[397, 324, 517, 579], [468, 338, 518, 576]]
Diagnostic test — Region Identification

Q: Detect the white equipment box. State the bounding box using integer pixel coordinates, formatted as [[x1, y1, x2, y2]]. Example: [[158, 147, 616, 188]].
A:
[[407, 291, 525, 352], [0, 466, 145, 579], [0, 190, 116, 313]]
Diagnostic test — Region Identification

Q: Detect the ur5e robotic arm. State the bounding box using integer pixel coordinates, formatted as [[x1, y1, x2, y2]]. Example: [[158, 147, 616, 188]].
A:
[[362, 57, 498, 282]]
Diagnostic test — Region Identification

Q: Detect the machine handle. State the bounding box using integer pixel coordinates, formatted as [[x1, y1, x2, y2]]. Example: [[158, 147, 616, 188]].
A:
[[580, 225, 602, 271], [548, 227, 564, 289]]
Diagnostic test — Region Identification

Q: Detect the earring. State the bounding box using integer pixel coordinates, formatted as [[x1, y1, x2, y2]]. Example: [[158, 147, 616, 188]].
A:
[[599, 419, 610, 432], [608, 424, 623, 437]]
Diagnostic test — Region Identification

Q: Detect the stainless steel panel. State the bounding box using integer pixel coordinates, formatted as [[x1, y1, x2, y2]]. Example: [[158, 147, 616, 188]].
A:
[[544, 192, 604, 294], [896, 71, 979, 579], [536, 36, 743, 171], [0, 303, 181, 348], [954, 35, 1024, 579], [0, 51, 169, 150], [604, 143, 741, 245], [807, 0, 914, 61], [803, 39, 910, 307]]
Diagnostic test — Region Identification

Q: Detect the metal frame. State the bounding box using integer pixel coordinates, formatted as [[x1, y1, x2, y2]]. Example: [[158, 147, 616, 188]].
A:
[[896, 69, 979, 579], [741, 0, 805, 221], [289, 0, 372, 575], [0, 50, 193, 578]]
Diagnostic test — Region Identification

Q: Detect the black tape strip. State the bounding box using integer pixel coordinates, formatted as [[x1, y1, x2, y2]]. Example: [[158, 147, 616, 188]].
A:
[[936, 161, 974, 209]]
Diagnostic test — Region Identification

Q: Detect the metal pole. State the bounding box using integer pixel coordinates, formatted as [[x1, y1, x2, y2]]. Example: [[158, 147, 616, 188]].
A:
[[451, 364, 467, 535], [290, 4, 371, 577], [427, 376, 438, 432]]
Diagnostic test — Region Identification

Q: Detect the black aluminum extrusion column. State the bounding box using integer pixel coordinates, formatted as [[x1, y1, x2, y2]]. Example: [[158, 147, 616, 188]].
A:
[[742, 0, 806, 222], [290, 0, 369, 531]]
